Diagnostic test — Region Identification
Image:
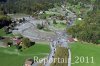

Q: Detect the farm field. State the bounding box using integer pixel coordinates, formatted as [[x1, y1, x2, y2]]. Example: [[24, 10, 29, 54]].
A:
[[70, 42, 100, 66], [0, 43, 50, 66]]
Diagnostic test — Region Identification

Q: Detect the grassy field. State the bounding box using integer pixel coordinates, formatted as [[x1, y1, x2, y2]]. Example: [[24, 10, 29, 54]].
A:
[[0, 43, 50, 66], [45, 11, 60, 16], [73, 19, 82, 25], [54, 23, 66, 29], [0, 28, 7, 36], [50, 47, 68, 66], [70, 42, 100, 66], [0, 28, 13, 37], [53, 20, 66, 29]]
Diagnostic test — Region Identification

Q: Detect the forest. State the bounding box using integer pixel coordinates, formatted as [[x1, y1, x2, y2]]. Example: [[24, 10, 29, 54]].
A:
[[67, 0, 100, 44]]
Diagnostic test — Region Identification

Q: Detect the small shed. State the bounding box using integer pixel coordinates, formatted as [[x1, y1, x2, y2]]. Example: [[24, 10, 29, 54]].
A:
[[67, 37, 75, 42], [24, 58, 34, 66]]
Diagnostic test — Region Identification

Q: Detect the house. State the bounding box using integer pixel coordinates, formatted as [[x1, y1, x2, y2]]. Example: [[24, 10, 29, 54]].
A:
[[67, 37, 78, 42], [67, 37, 75, 42], [12, 37, 22, 45], [24, 58, 34, 66], [0, 37, 12, 47]]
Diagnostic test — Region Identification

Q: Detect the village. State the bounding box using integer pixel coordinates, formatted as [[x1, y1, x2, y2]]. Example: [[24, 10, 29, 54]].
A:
[[0, 0, 99, 66], [0, 4, 78, 48]]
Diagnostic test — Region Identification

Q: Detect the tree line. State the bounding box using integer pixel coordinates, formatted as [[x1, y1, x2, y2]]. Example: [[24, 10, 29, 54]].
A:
[[67, 0, 100, 44], [0, 0, 66, 14], [0, 0, 62, 28], [67, 11, 100, 44]]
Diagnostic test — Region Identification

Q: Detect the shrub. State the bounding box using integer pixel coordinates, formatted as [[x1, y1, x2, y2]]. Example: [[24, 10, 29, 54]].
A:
[[37, 24, 44, 29], [22, 38, 31, 48], [53, 19, 57, 24]]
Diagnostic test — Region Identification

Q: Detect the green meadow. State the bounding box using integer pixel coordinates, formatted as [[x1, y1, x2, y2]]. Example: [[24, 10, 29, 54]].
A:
[[0, 43, 50, 66], [70, 42, 100, 66]]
